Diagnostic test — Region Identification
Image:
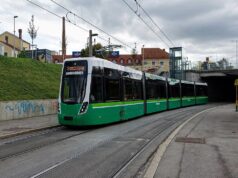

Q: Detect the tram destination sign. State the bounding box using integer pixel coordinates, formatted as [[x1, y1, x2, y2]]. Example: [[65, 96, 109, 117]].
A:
[[66, 66, 85, 75]]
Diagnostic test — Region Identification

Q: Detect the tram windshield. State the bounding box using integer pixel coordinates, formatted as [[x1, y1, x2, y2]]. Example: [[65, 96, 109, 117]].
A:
[[61, 61, 87, 104]]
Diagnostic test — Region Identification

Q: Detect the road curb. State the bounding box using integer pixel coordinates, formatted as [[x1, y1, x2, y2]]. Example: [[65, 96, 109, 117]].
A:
[[0, 125, 60, 139]]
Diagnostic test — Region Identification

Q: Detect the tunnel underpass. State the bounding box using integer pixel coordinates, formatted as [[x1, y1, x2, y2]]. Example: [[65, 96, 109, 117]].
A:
[[201, 75, 237, 102]]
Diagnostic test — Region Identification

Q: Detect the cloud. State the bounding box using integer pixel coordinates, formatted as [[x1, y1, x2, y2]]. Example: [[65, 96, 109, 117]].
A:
[[0, 0, 238, 64]]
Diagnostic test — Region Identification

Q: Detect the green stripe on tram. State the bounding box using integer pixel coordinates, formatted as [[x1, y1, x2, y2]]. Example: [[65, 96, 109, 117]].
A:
[[146, 98, 167, 103], [92, 100, 144, 108]]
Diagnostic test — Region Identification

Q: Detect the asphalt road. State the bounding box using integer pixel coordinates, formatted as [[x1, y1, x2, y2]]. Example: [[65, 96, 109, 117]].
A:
[[0, 104, 218, 178]]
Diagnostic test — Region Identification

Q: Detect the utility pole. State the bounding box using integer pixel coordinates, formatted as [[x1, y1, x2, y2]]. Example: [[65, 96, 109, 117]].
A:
[[13, 16, 18, 58], [108, 37, 111, 51], [132, 42, 137, 68], [89, 30, 98, 57], [142, 45, 145, 71], [89, 30, 93, 57], [62, 17, 66, 61]]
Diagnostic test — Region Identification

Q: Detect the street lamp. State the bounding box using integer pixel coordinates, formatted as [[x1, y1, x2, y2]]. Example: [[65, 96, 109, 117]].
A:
[[13, 15, 18, 58], [142, 45, 145, 71], [89, 30, 98, 57]]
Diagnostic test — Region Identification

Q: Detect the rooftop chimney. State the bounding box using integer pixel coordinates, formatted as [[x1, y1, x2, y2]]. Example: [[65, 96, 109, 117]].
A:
[[18, 29, 22, 39]]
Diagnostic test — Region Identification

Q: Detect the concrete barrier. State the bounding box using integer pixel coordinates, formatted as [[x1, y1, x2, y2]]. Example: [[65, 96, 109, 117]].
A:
[[0, 99, 58, 121]]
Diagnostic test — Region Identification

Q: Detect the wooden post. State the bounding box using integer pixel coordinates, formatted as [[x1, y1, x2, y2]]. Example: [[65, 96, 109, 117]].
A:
[[62, 17, 66, 61]]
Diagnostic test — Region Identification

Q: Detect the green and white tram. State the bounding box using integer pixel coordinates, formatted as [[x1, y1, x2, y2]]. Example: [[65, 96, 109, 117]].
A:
[[58, 57, 208, 126]]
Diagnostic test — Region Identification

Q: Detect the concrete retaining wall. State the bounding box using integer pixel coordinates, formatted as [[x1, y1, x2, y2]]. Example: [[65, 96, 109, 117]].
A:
[[0, 99, 58, 121]]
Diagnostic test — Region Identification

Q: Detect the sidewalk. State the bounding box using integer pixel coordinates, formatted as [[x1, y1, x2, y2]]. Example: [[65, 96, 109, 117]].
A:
[[146, 104, 238, 178], [0, 114, 59, 139]]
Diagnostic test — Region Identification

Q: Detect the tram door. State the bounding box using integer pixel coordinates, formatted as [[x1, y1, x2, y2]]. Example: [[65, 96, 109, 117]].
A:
[[122, 78, 143, 120]]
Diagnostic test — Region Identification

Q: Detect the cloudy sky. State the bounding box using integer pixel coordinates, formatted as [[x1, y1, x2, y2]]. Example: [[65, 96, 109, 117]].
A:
[[0, 0, 238, 66]]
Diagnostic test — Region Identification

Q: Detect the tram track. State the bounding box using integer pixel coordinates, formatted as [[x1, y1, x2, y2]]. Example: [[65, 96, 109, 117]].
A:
[[111, 105, 219, 178], [0, 105, 207, 162], [30, 104, 215, 178], [110, 111, 194, 178], [0, 127, 93, 161], [0, 104, 220, 178]]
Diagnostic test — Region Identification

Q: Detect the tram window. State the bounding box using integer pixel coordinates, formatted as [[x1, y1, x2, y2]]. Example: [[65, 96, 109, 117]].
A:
[[203, 86, 208, 96], [105, 79, 120, 101], [124, 79, 133, 100], [92, 66, 103, 75], [182, 84, 194, 97], [196, 85, 207, 96], [175, 85, 180, 97], [104, 68, 120, 79], [189, 85, 194, 96], [158, 82, 166, 98], [90, 76, 103, 103], [134, 81, 143, 100], [146, 80, 159, 99], [196, 86, 201, 96], [146, 81, 154, 99], [104, 67, 122, 101], [169, 84, 180, 98]]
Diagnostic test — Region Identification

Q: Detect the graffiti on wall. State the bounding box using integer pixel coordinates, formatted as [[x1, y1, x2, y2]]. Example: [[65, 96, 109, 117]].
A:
[[51, 100, 58, 111], [5, 101, 45, 115]]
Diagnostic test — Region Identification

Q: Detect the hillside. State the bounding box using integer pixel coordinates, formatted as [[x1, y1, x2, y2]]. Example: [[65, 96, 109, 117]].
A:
[[0, 56, 62, 101]]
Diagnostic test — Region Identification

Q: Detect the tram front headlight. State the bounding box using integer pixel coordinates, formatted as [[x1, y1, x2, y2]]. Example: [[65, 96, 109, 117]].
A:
[[58, 102, 61, 114], [79, 102, 88, 114]]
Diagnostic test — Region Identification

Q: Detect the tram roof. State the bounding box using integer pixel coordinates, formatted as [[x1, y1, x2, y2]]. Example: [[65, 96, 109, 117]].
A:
[[195, 82, 208, 86], [63, 57, 207, 86], [145, 73, 166, 81]]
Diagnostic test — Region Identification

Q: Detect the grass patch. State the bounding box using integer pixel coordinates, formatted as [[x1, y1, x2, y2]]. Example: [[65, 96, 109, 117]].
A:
[[0, 56, 62, 101]]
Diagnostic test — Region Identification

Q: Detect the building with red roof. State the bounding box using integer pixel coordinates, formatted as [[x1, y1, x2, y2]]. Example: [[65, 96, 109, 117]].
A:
[[107, 47, 169, 75]]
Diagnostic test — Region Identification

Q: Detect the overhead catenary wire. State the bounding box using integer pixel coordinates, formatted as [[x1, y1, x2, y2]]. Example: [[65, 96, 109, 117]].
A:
[[26, 0, 121, 49], [121, 0, 172, 48], [26, 0, 61, 18], [26, 0, 86, 32], [50, 0, 134, 50], [134, 0, 176, 47]]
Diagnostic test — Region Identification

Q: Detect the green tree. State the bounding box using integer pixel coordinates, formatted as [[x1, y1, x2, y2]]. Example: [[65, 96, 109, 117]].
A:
[[80, 43, 105, 58], [18, 50, 27, 58]]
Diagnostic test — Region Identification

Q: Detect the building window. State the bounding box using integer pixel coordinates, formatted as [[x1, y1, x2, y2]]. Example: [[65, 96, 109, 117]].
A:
[[112, 59, 117, 63], [160, 61, 164, 66], [120, 59, 124, 64], [128, 58, 132, 64], [144, 61, 147, 65], [4, 52, 7, 56], [152, 61, 155, 65], [136, 59, 139, 64], [5, 36, 8, 44]]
